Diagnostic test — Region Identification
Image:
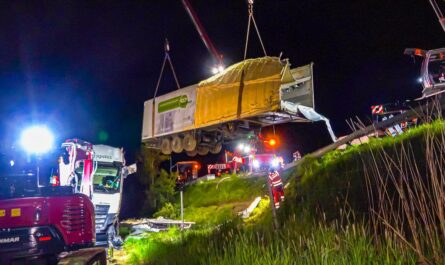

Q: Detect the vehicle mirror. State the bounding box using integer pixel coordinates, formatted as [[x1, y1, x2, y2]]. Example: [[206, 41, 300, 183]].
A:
[[122, 163, 137, 178]]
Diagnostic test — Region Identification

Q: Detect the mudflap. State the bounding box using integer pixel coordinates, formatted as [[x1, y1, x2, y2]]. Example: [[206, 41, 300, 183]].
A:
[[58, 247, 106, 265]]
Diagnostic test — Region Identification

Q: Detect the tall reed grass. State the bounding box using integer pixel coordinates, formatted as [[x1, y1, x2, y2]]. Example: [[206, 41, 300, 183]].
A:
[[364, 102, 445, 264]]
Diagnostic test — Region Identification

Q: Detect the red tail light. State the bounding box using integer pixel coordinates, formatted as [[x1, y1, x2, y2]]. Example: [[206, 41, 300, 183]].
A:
[[50, 175, 60, 186], [38, 236, 52, 242]]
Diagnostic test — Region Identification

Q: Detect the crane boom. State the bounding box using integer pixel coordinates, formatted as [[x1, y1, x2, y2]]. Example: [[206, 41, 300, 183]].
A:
[[181, 0, 224, 70], [429, 0, 445, 33]]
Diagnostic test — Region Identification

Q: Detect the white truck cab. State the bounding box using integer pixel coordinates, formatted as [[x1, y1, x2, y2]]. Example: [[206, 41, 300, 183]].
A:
[[90, 145, 126, 247], [58, 140, 136, 249]]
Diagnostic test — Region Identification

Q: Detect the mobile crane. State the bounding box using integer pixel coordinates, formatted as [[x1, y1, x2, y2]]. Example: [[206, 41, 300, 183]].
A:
[[181, 0, 225, 74], [405, 0, 445, 98]]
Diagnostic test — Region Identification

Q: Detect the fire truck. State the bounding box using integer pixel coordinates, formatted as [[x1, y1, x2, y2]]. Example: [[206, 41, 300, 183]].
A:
[[251, 154, 284, 173]]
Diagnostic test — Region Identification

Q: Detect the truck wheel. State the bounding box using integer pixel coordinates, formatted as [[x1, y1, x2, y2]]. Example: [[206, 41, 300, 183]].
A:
[[183, 134, 197, 151], [161, 138, 172, 155], [210, 143, 222, 154], [171, 135, 184, 153], [186, 149, 198, 157], [197, 145, 209, 156]]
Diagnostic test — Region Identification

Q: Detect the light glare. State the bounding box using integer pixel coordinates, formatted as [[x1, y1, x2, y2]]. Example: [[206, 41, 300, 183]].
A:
[[271, 158, 279, 167], [20, 126, 54, 154], [243, 145, 251, 154], [253, 159, 260, 168]]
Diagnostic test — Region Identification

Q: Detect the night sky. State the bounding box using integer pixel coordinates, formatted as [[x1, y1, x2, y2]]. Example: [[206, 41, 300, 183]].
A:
[[0, 1, 443, 216]]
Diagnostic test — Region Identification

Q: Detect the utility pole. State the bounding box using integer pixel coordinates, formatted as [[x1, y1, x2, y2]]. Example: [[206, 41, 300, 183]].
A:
[[180, 187, 184, 230]]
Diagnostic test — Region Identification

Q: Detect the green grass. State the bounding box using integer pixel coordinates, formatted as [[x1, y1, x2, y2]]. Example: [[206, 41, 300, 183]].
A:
[[287, 120, 445, 220], [184, 202, 248, 228], [170, 175, 267, 227], [124, 212, 418, 265], [122, 120, 445, 264], [183, 175, 266, 208]]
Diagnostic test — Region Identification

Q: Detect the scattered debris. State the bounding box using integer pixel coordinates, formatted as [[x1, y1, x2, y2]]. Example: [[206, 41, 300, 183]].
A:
[[121, 217, 195, 236], [239, 196, 262, 218]]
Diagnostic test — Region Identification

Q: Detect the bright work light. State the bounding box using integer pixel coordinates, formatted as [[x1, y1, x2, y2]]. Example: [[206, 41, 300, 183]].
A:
[[20, 126, 54, 154], [243, 145, 251, 154], [211, 64, 225, 75], [271, 158, 279, 167]]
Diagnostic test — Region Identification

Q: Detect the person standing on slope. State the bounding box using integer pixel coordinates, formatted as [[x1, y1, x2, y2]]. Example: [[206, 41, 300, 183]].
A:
[[268, 168, 284, 208]]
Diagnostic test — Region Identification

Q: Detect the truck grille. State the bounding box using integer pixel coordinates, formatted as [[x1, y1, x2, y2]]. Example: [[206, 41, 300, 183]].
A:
[[95, 204, 110, 231]]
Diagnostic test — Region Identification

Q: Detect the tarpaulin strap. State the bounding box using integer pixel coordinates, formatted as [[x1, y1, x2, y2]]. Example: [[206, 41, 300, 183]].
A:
[[244, 1, 267, 60], [152, 39, 181, 136], [237, 67, 246, 118]]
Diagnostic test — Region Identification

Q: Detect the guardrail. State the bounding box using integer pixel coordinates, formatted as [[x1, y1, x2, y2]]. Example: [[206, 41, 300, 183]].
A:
[[282, 98, 445, 178]]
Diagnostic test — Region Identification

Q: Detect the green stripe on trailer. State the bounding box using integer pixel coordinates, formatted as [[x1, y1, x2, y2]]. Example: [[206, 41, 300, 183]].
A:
[[158, 95, 189, 113]]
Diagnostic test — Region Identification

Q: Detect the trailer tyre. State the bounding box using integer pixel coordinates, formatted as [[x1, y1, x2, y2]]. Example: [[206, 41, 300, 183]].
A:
[[197, 145, 209, 156], [171, 135, 184, 153], [161, 138, 172, 155], [210, 142, 222, 154], [186, 149, 198, 157], [183, 134, 197, 151]]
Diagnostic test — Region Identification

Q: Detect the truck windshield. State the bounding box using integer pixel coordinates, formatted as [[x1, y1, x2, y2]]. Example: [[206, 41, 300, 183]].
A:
[[428, 53, 445, 85], [93, 165, 121, 193]]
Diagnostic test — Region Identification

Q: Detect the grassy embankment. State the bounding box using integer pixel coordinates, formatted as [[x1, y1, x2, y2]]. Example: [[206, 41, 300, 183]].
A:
[[124, 119, 445, 264], [181, 175, 267, 227]]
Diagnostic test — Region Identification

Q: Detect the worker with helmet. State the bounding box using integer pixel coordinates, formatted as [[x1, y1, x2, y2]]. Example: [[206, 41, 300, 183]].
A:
[[268, 167, 284, 208]]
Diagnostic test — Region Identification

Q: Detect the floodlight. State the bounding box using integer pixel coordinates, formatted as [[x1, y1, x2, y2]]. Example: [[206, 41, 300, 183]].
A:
[[243, 145, 251, 154], [271, 158, 279, 167], [20, 126, 54, 154]]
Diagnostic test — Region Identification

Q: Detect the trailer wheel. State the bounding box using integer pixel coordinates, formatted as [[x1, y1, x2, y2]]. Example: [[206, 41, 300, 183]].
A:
[[197, 145, 209, 156], [183, 134, 197, 151], [171, 135, 184, 153], [210, 142, 222, 154], [186, 149, 198, 157], [161, 138, 172, 155]]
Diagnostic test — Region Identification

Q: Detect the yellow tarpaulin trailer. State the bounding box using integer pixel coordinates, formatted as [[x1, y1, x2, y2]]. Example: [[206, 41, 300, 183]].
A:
[[195, 57, 283, 127], [141, 56, 336, 155]]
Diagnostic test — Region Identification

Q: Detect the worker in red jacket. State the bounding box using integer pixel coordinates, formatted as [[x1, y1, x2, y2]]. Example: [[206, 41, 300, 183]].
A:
[[268, 168, 284, 208]]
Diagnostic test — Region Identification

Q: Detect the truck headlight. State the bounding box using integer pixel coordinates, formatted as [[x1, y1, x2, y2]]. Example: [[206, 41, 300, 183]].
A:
[[271, 158, 279, 167], [253, 160, 260, 169]]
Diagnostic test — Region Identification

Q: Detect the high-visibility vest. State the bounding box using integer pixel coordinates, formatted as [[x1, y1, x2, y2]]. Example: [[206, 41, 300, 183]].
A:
[[268, 171, 282, 187]]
